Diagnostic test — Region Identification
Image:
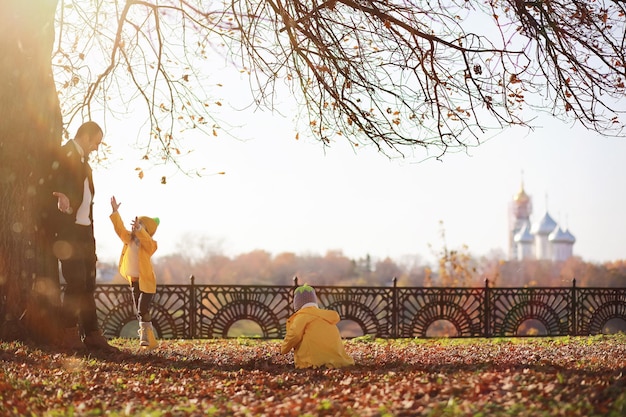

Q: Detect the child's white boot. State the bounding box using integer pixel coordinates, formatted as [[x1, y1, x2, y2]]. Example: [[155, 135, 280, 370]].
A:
[[138, 321, 158, 349]]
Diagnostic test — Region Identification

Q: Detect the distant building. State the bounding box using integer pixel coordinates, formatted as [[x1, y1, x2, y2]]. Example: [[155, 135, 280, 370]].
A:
[[508, 182, 575, 262]]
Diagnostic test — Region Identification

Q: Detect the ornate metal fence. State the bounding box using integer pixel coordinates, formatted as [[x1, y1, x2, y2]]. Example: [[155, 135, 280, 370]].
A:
[[95, 277, 626, 339]]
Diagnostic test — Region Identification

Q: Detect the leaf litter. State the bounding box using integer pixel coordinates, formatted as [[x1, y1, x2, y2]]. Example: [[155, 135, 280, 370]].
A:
[[1, 334, 625, 416]]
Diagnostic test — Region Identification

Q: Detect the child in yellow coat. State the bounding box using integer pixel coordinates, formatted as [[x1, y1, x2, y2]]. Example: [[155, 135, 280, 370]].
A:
[[110, 196, 159, 349], [281, 284, 355, 369]]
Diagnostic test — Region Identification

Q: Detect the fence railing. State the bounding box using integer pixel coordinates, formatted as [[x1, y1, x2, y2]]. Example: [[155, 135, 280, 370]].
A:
[[95, 277, 626, 339]]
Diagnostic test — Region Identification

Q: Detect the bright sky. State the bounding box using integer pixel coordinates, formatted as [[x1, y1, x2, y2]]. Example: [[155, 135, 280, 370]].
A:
[[90, 104, 626, 266], [49, 3, 626, 267]]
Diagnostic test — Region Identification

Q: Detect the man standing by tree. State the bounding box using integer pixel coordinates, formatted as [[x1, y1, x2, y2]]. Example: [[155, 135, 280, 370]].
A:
[[52, 121, 118, 352]]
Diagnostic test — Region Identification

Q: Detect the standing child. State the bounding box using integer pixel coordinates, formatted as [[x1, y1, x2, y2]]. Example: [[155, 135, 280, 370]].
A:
[[281, 284, 355, 369], [109, 196, 160, 349]]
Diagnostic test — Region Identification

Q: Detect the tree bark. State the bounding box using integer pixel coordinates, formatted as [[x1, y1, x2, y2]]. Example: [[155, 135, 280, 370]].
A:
[[0, 0, 63, 341]]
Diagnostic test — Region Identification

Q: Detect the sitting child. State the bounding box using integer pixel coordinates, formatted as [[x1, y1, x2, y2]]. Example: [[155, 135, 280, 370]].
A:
[[281, 284, 355, 369]]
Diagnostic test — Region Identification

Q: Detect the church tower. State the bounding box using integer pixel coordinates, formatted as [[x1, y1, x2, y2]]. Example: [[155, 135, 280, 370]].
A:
[[513, 223, 534, 260], [549, 227, 576, 262], [531, 211, 558, 260], [508, 181, 532, 260]]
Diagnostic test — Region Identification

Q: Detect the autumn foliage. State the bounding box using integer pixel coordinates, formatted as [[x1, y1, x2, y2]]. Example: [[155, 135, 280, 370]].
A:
[[2, 335, 625, 416], [140, 247, 626, 289]]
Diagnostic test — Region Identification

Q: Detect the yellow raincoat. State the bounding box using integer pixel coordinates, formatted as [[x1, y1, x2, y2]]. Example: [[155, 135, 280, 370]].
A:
[[110, 211, 158, 293], [281, 306, 355, 369]]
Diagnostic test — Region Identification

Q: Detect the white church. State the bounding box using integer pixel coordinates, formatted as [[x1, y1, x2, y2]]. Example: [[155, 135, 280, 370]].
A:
[[508, 182, 576, 262]]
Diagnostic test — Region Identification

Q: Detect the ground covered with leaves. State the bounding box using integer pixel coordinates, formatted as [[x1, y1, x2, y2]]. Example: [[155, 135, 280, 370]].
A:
[[1, 334, 625, 416]]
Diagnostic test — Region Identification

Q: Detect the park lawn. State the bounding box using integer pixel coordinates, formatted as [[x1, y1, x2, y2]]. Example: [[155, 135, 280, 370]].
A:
[[1, 334, 625, 416]]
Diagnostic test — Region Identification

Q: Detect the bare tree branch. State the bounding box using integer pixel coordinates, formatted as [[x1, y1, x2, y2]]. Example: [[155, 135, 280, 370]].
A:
[[52, 0, 626, 162]]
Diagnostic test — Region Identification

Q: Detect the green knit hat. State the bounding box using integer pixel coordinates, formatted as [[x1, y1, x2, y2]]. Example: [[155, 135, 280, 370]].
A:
[[293, 284, 318, 311]]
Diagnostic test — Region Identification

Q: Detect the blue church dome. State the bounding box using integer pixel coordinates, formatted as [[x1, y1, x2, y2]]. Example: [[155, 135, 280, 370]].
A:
[[531, 212, 557, 235]]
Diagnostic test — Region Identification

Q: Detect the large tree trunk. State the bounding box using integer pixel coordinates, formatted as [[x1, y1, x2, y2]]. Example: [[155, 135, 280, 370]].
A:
[[0, 0, 63, 342]]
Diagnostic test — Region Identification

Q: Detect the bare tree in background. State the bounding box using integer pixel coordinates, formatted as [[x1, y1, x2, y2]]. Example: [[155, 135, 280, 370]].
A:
[[1, 0, 625, 341]]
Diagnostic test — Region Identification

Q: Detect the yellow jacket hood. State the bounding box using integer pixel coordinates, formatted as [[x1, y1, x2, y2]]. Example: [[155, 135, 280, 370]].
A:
[[281, 306, 354, 369]]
